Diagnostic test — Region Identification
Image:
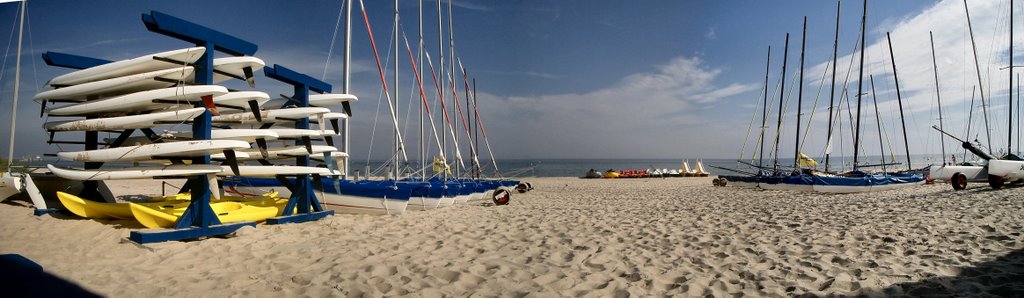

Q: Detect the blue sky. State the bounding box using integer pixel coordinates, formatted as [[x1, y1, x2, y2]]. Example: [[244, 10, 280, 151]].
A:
[[4, 0, 1012, 164]]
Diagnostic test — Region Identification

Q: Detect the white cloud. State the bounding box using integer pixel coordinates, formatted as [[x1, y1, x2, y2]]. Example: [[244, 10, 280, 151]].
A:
[[468, 56, 758, 159], [792, 0, 1020, 161]]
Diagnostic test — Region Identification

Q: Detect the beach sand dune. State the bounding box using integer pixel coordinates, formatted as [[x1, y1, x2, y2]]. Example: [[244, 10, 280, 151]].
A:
[[2, 177, 1023, 296]]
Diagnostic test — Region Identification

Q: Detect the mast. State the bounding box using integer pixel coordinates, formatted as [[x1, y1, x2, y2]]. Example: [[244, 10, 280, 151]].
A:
[[473, 78, 479, 178], [853, 0, 866, 171], [886, 32, 911, 170], [6, 0, 25, 167], [1010, 0, 1015, 156], [758, 46, 771, 172], [930, 31, 947, 165], [869, 75, 886, 173], [794, 17, 806, 169], [964, 0, 992, 155], [826, 0, 840, 172], [437, 0, 446, 179], [393, 0, 400, 180], [464, 68, 476, 178], [448, 0, 457, 177], [773, 33, 789, 172], [343, 0, 352, 178], [419, 0, 425, 179]]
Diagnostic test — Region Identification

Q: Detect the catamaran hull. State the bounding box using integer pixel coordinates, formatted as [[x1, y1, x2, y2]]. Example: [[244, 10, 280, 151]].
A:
[[407, 196, 442, 211], [811, 174, 926, 193], [812, 181, 924, 193], [438, 196, 456, 207], [320, 192, 408, 215], [0, 175, 23, 200], [987, 160, 1024, 181], [758, 182, 814, 191], [929, 165, 987, 181], [467, 192, 486, 202]]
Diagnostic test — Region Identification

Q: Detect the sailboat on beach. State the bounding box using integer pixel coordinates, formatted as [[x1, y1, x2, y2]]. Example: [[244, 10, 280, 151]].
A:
[[2, 0, 48, 210], [718, 0, 924, 193]]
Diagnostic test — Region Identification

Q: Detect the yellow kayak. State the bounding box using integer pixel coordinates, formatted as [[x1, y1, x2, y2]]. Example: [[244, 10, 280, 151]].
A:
[[56, 191, 279, 220], [56, 192, 187, 219], [129, 200, 279, 229]]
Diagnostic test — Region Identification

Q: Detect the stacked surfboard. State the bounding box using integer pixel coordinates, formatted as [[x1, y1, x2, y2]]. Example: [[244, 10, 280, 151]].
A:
[[39, 47, 267, 179], [38, 47, 293, 226], [219, 94, 357, 194]]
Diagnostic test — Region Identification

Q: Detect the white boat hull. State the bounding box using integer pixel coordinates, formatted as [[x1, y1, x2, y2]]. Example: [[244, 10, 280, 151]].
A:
[[438, 196, 456, 207], [929, 165, 987, 181], [467, 192, 486, 202], [812, 180, 925, 193], [320, 192, 408, 215], [987, 160, 1024, 181], [407, 197, 442, 211], [0, 174, 23, 200], [758, 183, 813, 192]]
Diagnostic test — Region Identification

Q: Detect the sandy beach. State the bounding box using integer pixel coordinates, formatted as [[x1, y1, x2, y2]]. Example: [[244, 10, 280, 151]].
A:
[[1, 177, 1023, 296]]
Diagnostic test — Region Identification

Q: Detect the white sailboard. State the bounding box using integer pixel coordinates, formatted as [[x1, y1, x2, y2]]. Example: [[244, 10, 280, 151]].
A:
[[45, 85, 228, 116], [212, 107, 331, 124], [218, 165, 337, 177], [236, 145, 337, 160], [47, 164, 223, 180], [34, 67, 196, 102], [47, 47, 206, 87], [56, 140, 251, 162], [44, 107, 205, 131], [264, 93, 358, 108]]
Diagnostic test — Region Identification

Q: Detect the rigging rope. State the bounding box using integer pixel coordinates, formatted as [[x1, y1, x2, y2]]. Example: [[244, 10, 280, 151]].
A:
[[423, 49, 465, 169], [321, 0, 347, 80], [737, 77, 766, 163], [359, 0, 408, 163]]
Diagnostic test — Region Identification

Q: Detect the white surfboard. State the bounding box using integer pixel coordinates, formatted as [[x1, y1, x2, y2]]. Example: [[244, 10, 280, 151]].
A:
[[209, 91, 270, 111], [264, 93, 358, 109], [212, 107, 331, 124], [218, 165, 338, 177], [47, 164, 223, 180], [105, 129, 279, 147], [209, 151, 252, 160], [206, 56, 265, 84], [320, 112, 349, 121], [270, 111, 347, 127], [44, 108, 206, 131], [47, 47, 206, 87], [236, 145, 337, 160], [170, 129, 280, 143], [57, 140, 251, 162], [312, 151, 349, 160], [34, 67, 196, 103], [262, 128, 334, 139], [46, 85, 227, 116]]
